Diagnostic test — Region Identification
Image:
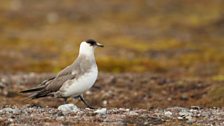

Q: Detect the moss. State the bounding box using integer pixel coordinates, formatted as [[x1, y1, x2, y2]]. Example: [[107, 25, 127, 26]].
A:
[[212, 75, 224, 81]]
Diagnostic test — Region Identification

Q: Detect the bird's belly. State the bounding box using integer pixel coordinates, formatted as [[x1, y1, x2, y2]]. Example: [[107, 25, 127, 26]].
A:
[[61, 68, 98, 97]]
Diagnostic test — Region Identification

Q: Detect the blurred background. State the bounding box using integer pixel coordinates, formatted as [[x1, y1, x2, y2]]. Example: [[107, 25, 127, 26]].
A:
[[0, 0, 223, 77], [0, 0, 224, 108]]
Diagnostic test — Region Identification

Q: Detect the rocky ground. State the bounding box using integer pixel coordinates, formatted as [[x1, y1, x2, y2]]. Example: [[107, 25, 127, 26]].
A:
[[0, 73, 223, 125], [0, 105, 223, 126]]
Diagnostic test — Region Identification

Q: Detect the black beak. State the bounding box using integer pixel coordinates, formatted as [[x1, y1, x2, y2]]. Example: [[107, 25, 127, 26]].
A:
[[96, 42, 104, 47]]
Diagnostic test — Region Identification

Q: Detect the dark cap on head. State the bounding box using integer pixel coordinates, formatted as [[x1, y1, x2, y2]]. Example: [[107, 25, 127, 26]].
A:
[[85, 39, 104, 47], [86, 39, 97, 46]]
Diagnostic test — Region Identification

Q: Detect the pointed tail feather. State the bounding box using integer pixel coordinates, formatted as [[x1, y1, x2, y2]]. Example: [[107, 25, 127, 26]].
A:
[[20, 86, 45, 93], [29, 90, 52, 99], [21, 76, 55, 94]]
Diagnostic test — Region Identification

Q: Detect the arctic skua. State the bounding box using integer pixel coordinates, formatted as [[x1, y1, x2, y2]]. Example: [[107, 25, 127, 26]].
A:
[[21, 39, 104, 109]]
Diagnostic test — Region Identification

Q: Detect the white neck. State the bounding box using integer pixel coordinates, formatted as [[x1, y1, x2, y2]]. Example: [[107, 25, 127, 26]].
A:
[[78, 42, 95, 57]]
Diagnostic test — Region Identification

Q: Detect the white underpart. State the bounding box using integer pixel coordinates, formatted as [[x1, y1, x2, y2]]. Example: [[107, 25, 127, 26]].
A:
[[60, 41, 98, 97], [61, 66, 98, 97]]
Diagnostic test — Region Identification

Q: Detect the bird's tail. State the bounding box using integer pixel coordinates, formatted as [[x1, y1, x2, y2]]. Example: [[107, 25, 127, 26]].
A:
[[20, 86, 45, 93], [20, 76, 55, 94], [29, 90, 52, 99], [20, 85, 52, 100]]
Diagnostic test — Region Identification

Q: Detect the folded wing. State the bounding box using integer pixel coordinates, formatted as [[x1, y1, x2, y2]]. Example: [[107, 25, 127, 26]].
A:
[[21, 65, 76, 99]]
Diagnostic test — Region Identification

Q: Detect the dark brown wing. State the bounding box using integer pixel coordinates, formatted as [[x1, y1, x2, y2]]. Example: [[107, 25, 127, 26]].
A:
[[30, 74, 76, 99], [39, 76, 56, 86], [46, 74, 76, 92], [56, 65, 73, 77], [29, 65, 77, 99]]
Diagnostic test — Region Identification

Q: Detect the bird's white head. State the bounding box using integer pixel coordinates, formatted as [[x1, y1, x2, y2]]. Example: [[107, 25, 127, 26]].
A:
[[79, 39, 104, 56]]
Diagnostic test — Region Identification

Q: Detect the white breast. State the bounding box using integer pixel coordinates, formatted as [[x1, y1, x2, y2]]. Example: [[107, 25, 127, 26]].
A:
[[60, 66, 98, 97]]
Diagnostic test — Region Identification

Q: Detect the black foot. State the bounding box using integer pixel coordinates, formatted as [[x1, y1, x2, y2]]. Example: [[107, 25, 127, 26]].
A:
[[78, 95, 96, 109]]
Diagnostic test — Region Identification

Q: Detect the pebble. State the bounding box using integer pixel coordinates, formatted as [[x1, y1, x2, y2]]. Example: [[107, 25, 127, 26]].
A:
[[179, 110, 192, 117], [0, 82, 6, 88], [119, 108, 127, 111], [190, 106, 201, 110], [85, 91, 92, 95], [164, 111, 172, 117], [8, 118, 14, 122], [102, 100, 107, 106], [186, 116, 195, 123], [177, 116, 184, 120], [58, 104, 79, 115], [128, 111, 138, 116], [0, 108, 21, 114], [94, 108, 107, 115]]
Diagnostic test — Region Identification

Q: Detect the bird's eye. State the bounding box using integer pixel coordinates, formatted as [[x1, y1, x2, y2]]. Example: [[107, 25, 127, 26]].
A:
[[86, 39, 97, 46]]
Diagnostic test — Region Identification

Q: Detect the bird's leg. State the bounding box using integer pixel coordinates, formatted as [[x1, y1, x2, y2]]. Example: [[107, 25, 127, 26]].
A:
[[78, 95, 96, 109], [63, 97, 68, 104]]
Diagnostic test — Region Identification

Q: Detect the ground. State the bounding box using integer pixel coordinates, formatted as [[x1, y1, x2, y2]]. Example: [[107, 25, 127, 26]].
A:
[[0, 106, 224, 126], [0, 73, 223, 125]]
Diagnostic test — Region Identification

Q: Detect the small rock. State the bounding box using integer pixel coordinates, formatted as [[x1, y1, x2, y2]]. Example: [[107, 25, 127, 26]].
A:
[[144, 121, 149, 125], [119, 108, 127, 111], [8, 118, 14, 122], [186, 115, 192, 120], [94, 108, 107, 115], [86, 91, 92, 95], [58, 104, 79, 115], [179, 110, 192, 117], [0, 108, 21, 114], [189, 109, 198, 113], [167, 97, 172, 101], [190, 106, 201, 110], [177, 116, 184, 120], [186, 116, 195, 123], [129, 111, 138, 116], [0, 82, 6, 88], [102, 100, 107, 106], [180, 94, 189, 100], [56, 116, 65, 121], [164, 111, 173, 117]]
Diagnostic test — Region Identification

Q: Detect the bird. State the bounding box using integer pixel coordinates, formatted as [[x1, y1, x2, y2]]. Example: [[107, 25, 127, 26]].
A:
[[21, 39, 104, 109]]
